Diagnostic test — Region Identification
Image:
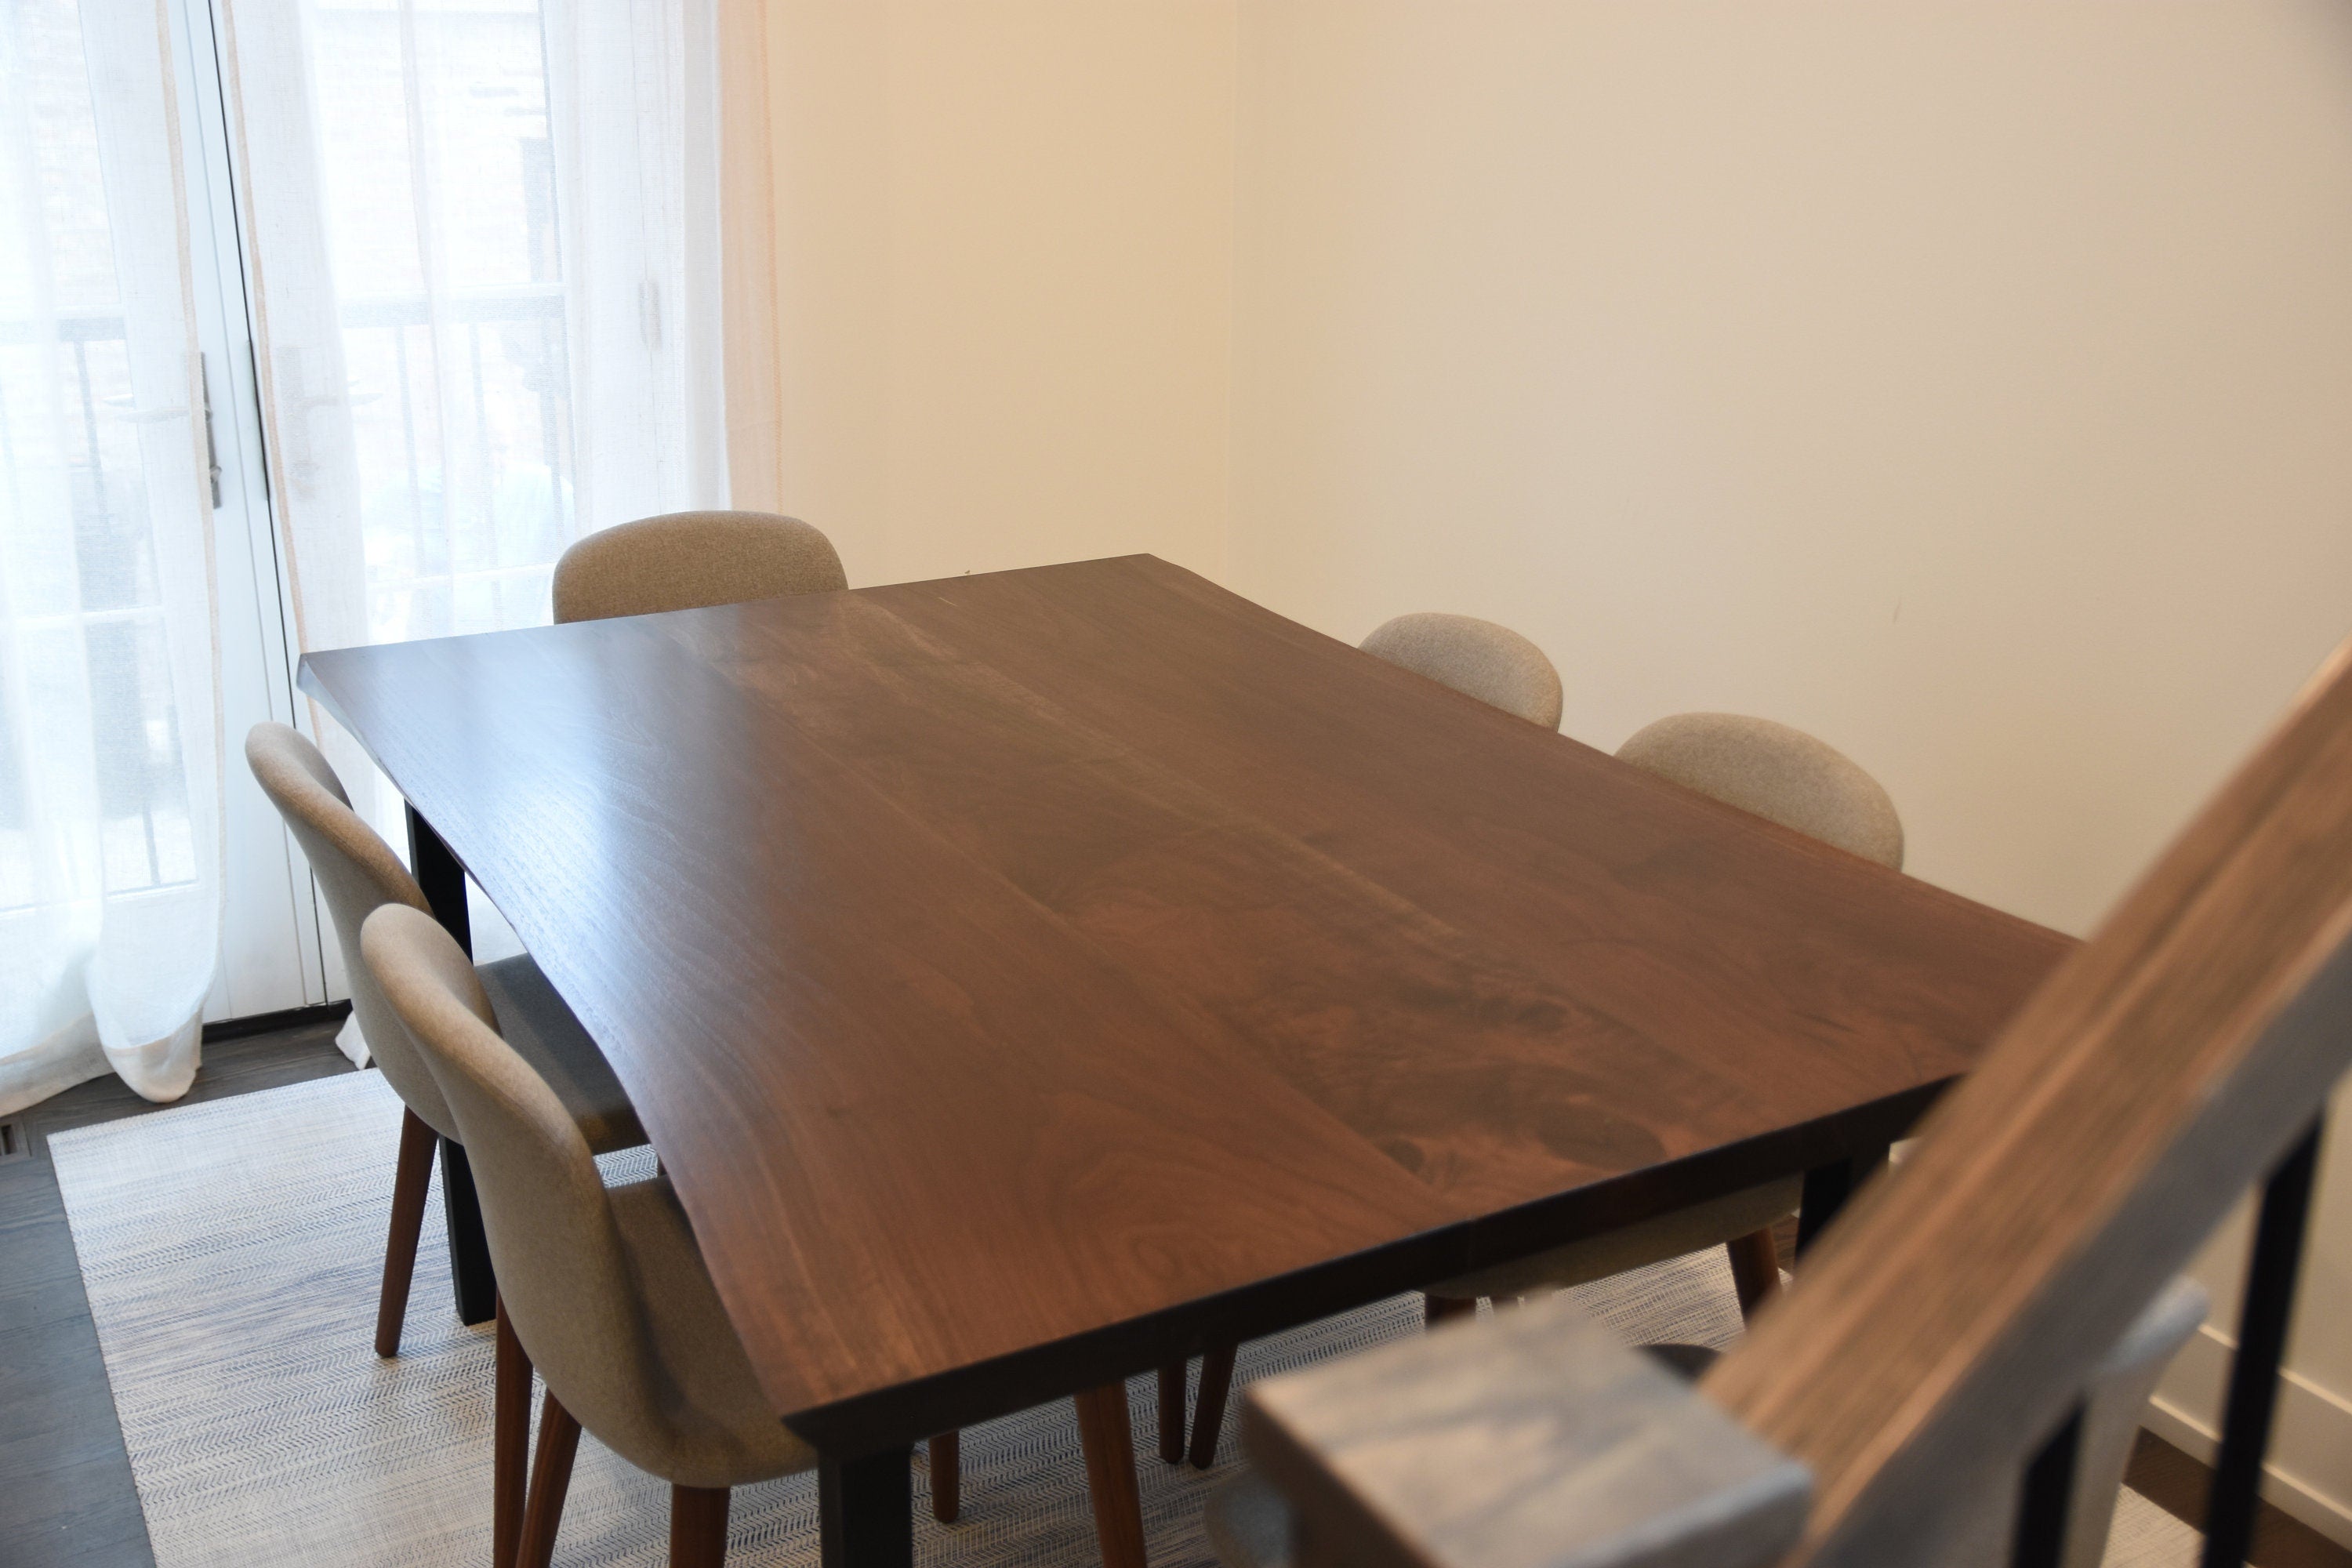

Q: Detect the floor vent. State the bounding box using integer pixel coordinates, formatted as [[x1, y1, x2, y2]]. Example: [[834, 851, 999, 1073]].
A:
[[0, 1116, 26, 1163]]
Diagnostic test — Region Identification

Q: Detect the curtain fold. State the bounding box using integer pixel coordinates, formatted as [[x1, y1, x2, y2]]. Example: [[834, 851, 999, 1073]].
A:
[[218, 0, 768, 1058], [0, 0, 775, 1104], [0, 0, 223, 1115], [717, 0, 783, 514]]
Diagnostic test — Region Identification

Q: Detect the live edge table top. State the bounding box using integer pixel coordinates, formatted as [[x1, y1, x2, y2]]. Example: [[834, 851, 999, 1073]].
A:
[[299, 554, 2067, 1453]]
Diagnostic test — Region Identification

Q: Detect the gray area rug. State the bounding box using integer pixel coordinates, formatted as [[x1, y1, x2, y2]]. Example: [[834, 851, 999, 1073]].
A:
[[51, 1070, 2198, 1567]]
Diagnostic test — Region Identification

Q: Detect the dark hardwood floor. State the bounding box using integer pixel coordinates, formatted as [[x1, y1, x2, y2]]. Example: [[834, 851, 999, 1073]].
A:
[[2128, 1431, 2352, 1568], [0, 1014, 354, 1566], [1, 1018, 2343, 1567]]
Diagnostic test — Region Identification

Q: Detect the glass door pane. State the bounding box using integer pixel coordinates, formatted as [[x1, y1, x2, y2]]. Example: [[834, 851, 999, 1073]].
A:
[[168, 0, 329, 1020]]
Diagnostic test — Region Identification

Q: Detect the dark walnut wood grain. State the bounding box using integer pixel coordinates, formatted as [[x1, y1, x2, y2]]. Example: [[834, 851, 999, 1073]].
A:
[[299, 555, 2066, 1453]]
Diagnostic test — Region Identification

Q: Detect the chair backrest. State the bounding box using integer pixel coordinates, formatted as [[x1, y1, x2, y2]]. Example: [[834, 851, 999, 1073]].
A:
[[551, 510, 848, 624], [1617, 713, 1904, 870], [361, 903, 666, 1453], [244, 723, 452, 1133], [1358, 612, 1564, 731]]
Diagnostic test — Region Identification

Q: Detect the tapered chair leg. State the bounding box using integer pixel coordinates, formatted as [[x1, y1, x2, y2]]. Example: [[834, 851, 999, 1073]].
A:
[[1074, 1385, 1149, 1568], [1155, 1363, 1187, 1463], [1424, 1293, 1476, 1329], [1187, 1344, 1237, 1469], [493, 1298, 532, 1568], [516, 1389, 582, 1568], [930, 1431, 960, 1523], [670, 1484, 731, 1568], [375, 1108, 438, 1357], [1726, 1228, 1783, 1319]]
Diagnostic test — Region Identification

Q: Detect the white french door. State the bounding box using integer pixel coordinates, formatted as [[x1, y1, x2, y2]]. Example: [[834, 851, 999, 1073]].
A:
[[161, 0, 603, 1023], [166, 0, 591, 1022], [156, 0, 729, 1026], [169, 0, 330, 1022], [5, 0, 731, 1109]]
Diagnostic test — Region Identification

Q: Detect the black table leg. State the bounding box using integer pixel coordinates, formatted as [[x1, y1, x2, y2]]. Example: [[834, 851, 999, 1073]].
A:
[[821, 1447, 913, 1568], [439, 1138, 497, 1325], [406, 803, 472, 955], [1796, 1141, 1890, 1258], [2201, 1116, 2325, 1568], [406, 804, 495, 1325], [2012, 1403, 2084, 1568]]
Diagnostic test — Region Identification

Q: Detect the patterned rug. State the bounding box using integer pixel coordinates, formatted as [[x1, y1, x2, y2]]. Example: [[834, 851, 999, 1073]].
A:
[[50, 1071, 2198, 1567]]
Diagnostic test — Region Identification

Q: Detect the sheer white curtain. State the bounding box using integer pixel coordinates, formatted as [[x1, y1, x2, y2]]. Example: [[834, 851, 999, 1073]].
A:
[[216, 0, 771, 1056], [0, 0, 223, 1114]]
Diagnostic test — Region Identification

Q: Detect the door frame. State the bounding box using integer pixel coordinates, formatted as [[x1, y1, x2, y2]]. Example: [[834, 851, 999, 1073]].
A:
[[167, 0, 332, 1019]]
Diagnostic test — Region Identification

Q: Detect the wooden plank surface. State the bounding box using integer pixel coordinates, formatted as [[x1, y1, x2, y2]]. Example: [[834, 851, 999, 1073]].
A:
[[1243, 1298, 1809, 1568], [1703, 631, 2352, 1568], [299, 555, 2066, 1445]]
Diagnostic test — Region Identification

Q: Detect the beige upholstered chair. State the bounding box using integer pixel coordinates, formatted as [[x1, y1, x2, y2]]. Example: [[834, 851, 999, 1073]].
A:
[[245, 724, 644, 1356], [1358, 612, 1563, 731], [361, 904, 805, 1568], [1617, 711, 1904, 870], [364, 904, 1163, 1568], [551, 510, 847, 624], [1421, 713, 1904, 1322]]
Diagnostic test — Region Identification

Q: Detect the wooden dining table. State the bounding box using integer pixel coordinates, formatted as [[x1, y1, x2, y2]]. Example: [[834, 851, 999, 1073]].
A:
[[299, 554, 2068, 1568]]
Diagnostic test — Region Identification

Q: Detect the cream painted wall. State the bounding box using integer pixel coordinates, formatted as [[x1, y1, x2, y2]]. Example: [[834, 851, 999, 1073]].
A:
[[755, 0, 2352, 1537], [1230, 0, 2352, 1539], [764, 0, 1236, 590]]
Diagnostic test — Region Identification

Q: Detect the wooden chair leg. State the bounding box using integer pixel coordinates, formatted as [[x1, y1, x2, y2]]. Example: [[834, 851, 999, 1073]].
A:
[[1187, 1343, 1237, 1469], [494, 1298, 532, 1568], [1425, 1293, 1477, 1329], [1074, 1385, 1149, 1568], [1726, 1228, 1783, 1319], [930, 1431, 960, 1523], [670, 1484, 731, 1568], [375, 1108, 437, 1357], [1155, 1362, 1188, 1463], [516, 1388, 581, 1568]]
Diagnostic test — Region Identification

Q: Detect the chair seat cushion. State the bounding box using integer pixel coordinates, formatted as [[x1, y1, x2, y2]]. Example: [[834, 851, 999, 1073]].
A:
[[475, 955, 645, 1155], [1425, 1176, 1802, 1303]]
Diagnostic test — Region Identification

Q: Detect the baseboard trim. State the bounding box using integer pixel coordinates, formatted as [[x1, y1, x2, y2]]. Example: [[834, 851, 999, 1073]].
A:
[[2149, 1320, 2352, 1549], [201, 1001, 351, 1045]]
